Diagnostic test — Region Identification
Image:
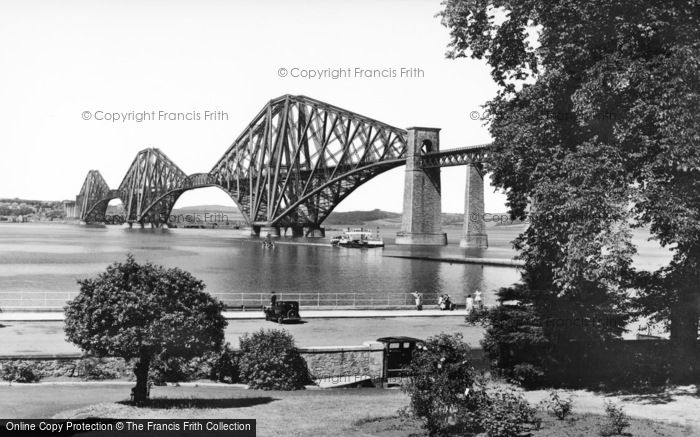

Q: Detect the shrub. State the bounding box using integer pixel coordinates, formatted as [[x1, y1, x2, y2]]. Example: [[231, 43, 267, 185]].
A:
[[150, 343, 239, 385], [238, 329, 309, 390], [1, 362, 40, 383], [464, 306, 490, 326], [540, 390, 573, 420], [403, 333, 481, 436], [479, 286, 551, 388], [149, 343, 240, 385], [75, 358, 123, 380], [599, 401, 630, 436], [475, 388, 541, 437]]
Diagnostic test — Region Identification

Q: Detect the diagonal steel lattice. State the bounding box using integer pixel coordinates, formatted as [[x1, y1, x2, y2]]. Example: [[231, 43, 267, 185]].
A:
[[76, 170, 118, 223], [210, 95, 408, 227], [76, 95, 490, 227]]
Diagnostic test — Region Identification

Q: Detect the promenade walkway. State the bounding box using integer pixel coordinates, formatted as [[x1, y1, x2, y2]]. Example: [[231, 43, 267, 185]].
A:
[[0, 308, 465, 322], [0, 314, 480, 355]]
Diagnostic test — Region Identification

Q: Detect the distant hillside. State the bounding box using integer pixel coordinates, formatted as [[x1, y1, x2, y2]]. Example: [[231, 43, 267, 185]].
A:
[[170, 205, 245, 223], [167, 206, 522, 228], [326, 209, 521, 228], [325, 209, 401, 225], [174, 205, 242, 213]]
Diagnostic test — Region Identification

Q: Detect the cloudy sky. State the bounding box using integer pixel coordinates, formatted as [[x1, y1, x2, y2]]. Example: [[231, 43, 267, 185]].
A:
[[0, 0, 508, 213]]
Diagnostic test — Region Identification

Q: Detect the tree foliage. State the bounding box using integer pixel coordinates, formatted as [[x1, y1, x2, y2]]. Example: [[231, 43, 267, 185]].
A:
[[439, 0, 700, 373], [64, 254, 227, 403]]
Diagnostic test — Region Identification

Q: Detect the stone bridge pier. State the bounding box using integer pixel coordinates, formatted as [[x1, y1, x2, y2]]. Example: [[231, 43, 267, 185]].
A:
[[395, 127, 448, 246], [460, 164, 488, 248], [396, 127, 489, 248]]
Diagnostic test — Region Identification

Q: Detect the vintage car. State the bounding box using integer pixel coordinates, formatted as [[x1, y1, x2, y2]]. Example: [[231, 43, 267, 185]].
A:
[[264, 301, 302, 323], [376, 336, 424, 380]]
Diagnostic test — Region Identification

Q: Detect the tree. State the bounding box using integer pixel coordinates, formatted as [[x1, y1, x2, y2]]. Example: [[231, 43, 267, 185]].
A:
[[439, 0, 700, 378], [64, 255, 227, 404]]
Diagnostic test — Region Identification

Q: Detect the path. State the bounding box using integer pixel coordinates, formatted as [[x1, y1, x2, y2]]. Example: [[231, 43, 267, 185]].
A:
[[0, 316, 481, 355]]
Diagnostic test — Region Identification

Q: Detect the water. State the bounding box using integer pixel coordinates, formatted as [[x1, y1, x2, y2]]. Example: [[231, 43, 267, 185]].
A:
[[0, 223, 671, 309]]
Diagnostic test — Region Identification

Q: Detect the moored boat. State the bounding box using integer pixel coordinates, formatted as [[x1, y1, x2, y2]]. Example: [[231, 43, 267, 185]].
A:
[[331, 228, 384, 248]]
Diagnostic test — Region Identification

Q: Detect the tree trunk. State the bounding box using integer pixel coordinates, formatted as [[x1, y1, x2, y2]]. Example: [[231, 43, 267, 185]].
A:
[[669, 299, 700, 382], [132, 353, 151, 405]]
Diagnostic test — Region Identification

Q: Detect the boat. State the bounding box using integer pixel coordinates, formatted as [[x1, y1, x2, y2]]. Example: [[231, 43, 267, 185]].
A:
[[331, 228, 384, 248], [262, 235, 276, 249]]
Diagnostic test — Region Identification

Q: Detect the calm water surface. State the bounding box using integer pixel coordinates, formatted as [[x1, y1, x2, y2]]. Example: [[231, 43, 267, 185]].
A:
[[0, 223, 670, 309]]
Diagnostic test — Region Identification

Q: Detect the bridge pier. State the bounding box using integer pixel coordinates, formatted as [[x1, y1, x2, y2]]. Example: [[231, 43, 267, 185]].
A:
[[289, 226, 305, 237], [395, 127, 447, 246], [260, 226, 281, 237], [306, 226, 325, 238], [460, 164, 488, 248]]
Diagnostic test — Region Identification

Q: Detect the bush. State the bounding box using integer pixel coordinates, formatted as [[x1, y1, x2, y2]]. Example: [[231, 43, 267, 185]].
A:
[[475, 388, 541, 437], [540, 390, 573, 420], [479, 286, 551, 388], [599, 401, 630, 436], [403, 333, 481, 436], [150, 344, 239, 385], [209, 343, 239, 383], [402, 333, 541, 437], [75, 358, 123, 380], [238, 329, 309, 390], [1, 362, 40, 383]]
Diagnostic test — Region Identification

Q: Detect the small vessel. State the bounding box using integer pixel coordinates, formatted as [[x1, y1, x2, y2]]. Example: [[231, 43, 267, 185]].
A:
[[331, 228, 384, 248], [262, 234, 276, 249]]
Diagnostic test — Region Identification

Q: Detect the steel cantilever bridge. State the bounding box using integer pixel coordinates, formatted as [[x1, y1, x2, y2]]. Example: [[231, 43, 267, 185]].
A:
[[76, 95, 490, 241]]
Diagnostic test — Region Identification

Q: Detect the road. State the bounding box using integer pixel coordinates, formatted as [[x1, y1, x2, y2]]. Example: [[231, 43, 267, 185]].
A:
[[0, 316, 484, 355]]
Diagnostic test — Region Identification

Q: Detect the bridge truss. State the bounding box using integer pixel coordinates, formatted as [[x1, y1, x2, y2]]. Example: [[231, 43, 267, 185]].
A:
[[76, 95, 490, 227]]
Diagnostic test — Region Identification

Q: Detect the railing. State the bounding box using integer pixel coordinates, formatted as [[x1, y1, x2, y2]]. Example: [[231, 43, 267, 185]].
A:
[[208, 292, 436, 308], [0, 291, 438, 310], [0, 291, 76, 309]]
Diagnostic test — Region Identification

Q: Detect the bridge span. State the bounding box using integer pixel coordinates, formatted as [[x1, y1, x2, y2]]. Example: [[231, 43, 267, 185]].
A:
[[74, 95, 491, 248]]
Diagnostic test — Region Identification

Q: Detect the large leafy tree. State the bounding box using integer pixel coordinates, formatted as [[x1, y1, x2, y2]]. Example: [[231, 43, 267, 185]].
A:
[[439, 0, 700, 376], [64, 255, 227, 404]]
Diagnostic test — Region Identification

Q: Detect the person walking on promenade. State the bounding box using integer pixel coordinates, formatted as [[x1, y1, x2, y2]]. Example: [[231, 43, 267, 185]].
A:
[[474, 290, 483, 310], [270, 291, 277, 306], [466, 294, 474, 314], [411, 291, 423, 311]]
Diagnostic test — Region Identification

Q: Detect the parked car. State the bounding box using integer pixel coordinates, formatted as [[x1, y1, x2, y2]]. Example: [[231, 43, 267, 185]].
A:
[[264, 301, 301, 323], [376, 336, 423, 379]]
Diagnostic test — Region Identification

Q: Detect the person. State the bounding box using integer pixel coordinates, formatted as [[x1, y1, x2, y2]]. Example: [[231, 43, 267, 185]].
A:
[[444, 294, 455, 311], [474, 290, 483, 310], [466, 294, 474, 314], [270, 291, 277, 306], [411, 291, 423, 311], [439, 294, 447, 311]]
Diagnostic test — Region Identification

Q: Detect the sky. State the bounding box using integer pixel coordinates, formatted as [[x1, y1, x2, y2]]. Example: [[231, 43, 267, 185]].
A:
[[0, 0, 509, 213]]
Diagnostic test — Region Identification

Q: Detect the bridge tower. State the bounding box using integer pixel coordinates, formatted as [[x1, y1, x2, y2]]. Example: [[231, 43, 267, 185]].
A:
[[460, 164, 488, 248], [395, 127, 447, 246]]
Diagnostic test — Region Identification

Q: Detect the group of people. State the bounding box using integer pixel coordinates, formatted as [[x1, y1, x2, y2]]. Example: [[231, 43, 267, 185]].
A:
[[466, 290, 484, 313], [438, 294, 456, 311], [410, 290, 483, 311]]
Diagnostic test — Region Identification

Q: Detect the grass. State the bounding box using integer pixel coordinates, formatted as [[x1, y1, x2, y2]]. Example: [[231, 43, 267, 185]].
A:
[[348, 412, 695, 437], [2, 383, 697, 436], [5, 384, 408, 436]]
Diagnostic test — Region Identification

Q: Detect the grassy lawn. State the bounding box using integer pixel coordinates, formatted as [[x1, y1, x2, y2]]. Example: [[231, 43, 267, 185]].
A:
[[4, 384, 408, 436], [2, 383, 696, 436], [350, 413, 695, 436]]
